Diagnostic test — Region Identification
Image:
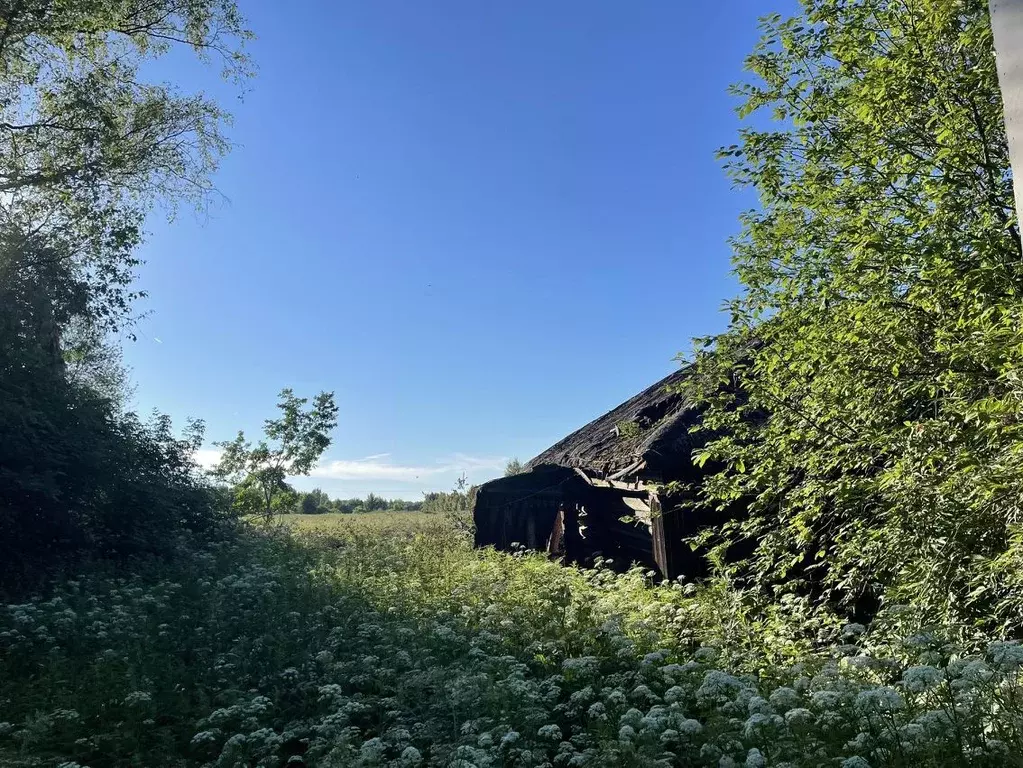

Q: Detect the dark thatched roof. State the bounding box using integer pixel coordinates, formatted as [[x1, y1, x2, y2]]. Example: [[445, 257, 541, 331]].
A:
[[526, 366, 702, 478]]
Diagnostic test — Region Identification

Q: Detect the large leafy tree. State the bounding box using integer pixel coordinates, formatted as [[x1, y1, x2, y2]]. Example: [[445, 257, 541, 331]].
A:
[[0, 0, 251, 341], [688, 0, 1023, 634], [0, 1, 252, 590], [214, 390, 339, 521]]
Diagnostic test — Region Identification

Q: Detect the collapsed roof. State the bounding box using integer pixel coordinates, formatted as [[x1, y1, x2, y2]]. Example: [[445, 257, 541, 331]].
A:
[[526, 366, 700, 479]]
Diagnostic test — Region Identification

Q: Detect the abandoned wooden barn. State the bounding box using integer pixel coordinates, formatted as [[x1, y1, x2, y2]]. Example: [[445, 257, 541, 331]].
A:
[[473, 366, 737, 580]]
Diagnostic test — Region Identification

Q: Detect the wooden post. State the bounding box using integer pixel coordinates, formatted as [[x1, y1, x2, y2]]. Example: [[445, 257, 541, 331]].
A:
[[991, 0, 1023, 217]]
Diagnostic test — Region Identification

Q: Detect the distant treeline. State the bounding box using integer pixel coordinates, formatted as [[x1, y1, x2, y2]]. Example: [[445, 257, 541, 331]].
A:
[[293, 488, 472, 516]]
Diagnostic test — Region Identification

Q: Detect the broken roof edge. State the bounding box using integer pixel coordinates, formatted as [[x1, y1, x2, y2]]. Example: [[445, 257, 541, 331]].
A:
[[525, 364, 698, 477]]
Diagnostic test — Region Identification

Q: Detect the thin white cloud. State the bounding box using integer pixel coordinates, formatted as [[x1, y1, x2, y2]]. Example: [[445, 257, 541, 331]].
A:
[[194, 448, 223, 470], [310, 453, 507, 482], [193, 448, 506, 484]]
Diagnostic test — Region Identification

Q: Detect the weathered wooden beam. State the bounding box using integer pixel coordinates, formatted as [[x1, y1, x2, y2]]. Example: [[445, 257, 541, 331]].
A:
[[607, 458, 647, 482], [991, 0, 1023, 217]]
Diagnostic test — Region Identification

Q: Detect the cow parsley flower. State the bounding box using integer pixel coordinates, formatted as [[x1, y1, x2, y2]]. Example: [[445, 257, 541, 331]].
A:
[[743, 713, 783, 739], [122, 691, 152, 707], [784, 708, 814, 727], [745, 748, 767, 768], [747, 695, 772, 715], [902, 665, 942, 693], [537, 724, 562, 741], [664, 685, 685, 704], [768, 686, 800, 711], [680, 718, 703, 736], [987, 641, 1023, 671], [855, 687, 904, 713]]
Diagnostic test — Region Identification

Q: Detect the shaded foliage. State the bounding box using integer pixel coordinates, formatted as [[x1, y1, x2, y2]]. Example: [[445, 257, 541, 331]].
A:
[[686, 0, 1023, 635], [0, 0, 252, 592]]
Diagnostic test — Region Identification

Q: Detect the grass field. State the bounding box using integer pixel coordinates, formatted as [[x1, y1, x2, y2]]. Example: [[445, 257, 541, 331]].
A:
[[284, 511, 454, 536], [2, 514, 1022, 767]]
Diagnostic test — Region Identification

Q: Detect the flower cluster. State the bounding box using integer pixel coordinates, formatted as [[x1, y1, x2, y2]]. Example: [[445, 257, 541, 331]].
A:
[[0, 517, 1021, 767]]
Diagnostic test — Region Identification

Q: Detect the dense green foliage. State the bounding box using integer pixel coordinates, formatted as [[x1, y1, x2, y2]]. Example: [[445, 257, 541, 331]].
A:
[[214, 389, 339, 521], [0, 0, 251, 593], [294, 490, 424, 515], [687, 0, 1023, 636], [3, 515, 1023, 767], [7, 1, 1023, 765]]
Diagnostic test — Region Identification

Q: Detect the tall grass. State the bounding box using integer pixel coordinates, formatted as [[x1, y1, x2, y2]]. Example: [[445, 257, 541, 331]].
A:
[[1, 515, 1020, 766]]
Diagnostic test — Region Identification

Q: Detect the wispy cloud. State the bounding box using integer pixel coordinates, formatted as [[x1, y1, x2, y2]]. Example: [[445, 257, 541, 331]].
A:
[[192, 448, 506, 484], [194, 448, 223, 470], [310, 453, 506, 482]]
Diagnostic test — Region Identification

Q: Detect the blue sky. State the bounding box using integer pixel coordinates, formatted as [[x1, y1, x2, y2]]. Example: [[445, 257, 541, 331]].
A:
[[124, 0, 791, 500]]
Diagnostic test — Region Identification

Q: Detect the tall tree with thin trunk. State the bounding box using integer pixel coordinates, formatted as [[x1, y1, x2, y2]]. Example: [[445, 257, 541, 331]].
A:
[[214, 390, 339, 522]]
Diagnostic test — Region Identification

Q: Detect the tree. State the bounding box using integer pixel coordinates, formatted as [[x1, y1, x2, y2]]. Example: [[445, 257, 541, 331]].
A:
[[0, 0, 252, 340], [300, 488, 331, 515], [214, 390, 339, 522], [363, 493, 386, 512], [0, 1, 252, 591], [687, 0, 1023, 633], [504, 458, 524, 476]]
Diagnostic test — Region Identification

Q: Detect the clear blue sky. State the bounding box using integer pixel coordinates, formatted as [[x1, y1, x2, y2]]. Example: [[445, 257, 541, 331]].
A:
[[124, 0, 792, 500]]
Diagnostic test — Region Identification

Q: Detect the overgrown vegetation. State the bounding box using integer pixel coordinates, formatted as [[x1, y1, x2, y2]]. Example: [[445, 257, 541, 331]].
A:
[[4, 0, 1023, 766], [0, 0, 252, 596], [685, 0, 1023, 638], [3, 516, 1023, 767]]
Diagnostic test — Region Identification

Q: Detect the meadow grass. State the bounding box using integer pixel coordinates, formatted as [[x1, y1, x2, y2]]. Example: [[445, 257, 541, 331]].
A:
[[285, 512, 452, 537], [1, 515, 1022, 767]]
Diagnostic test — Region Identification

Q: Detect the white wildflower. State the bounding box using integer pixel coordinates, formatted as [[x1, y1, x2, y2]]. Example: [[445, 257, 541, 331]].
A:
[[902, 665, 942, 693], [745, 748, 766, 768], [122, 691, 152, 707], [190, 730, 221, 747], [663, 685, 685, 705], [784, 708, 815, 727], [950, 659, 994, 689], [606, 689, 627, 707], [537, 724, 562, 741], [810, 689, 843, 709], [914, 710, 954, 732], [840, 758, 871, 768], [619, 708, 643, 728], [987, 641, 1023, 671], [842, 623, 867, 637], [587, 702, 607, 720], [618, 725, 636, 741], [768, 686, 800, 711], [694, 646, 720, 663], [563, 656, 599, 674], [747, 695, 772, 715], [743, 713, 783, 739], [500, 731, 520, 747], [679, 718, 703, 736], [855, 687, 904, 713], [631, 684, 656, 701], [696, 670, 746, 704], [401, 746, 422, 763]]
